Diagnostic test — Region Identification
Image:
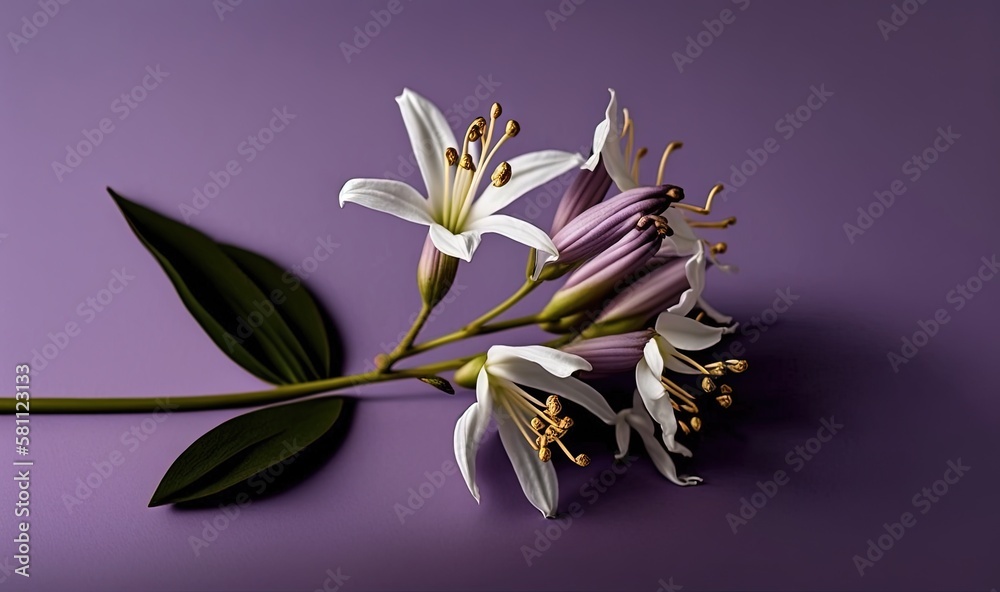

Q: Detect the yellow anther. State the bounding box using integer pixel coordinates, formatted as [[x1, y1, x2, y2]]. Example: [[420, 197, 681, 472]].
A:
[[574, 454, 591, 467], [720, 384, 733, 394], [711, 242, 728, 255], [530, 417, 545, 431], [538, 446, 552, 462], [459, 153, 476, 171], [505, 119, 520, 137], [716, 394, 733, 408], [691, 417, 702, 432], [725, 360, 748, 373], [701, 377, 716, 393], [491, 161, 512, 187], [491, 102, 502, 119], [545, 395, 561, 415], [445, 147, 458, 166]]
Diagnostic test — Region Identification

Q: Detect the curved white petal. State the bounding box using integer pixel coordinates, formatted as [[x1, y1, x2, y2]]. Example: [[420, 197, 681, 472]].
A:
[[428, 223, 481, 262], [662, 208, 700, 256], [614, 409, 632, 460], [487, 345, 590, 377], [697, 296, 734, 325], [471, 151, 584, 220], [496, 408, 559, 517], [396, 89, 458, 216], [339, 178, 434, 225], [491, 365, 616, 425], [596, 89, 636, 191], [642, 337, 665, 379], [626, 410, 701, 486], [654, 312, 726, 352], [453, 370, 495, 503], [636, 355, 689, 456], [465, 215, 557, 279], [664, 355, 704, 375], [667, 246, 706, 317]]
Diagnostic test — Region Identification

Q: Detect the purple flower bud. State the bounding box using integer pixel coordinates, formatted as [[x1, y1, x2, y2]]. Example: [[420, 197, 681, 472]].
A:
[[536, 184, 683, 280], [583, 255, 689, 337], [540, 218, 665, 320], [549, 158, 613, 236], [417, 235, 459, 307], [560, 331, 652, 378]]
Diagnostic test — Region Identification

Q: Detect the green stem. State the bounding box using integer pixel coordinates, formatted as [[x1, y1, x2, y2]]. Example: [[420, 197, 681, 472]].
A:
[[464, 279, 539, 330], [402, 314, 542, 358], [379, 303, 433, 371], [21, 358, 470, 414]]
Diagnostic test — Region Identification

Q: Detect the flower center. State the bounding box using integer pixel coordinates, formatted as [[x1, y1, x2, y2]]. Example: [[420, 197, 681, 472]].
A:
[[440, 102, 518, 232], [496, 383, 590, 467], [657, 351, 747, 435]]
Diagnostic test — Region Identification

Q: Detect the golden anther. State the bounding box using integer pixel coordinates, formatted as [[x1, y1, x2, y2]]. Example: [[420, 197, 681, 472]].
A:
[[544, 425, 563, 440], [670, 399, 680, 411], [491, 102, 502, 119], [445, 147, 458, 166], [681, 403, 699, 414], [716, 394, 733, 408], [545, 395, 561, 415], [530, 417, 545, 431], [637, 214, 672, 237], [725, 360, 748, 373], [538, 447, 552, 462], [467, 123, 483, 143], [663, 185, 685, 202], [695, 312, 706, 322], [491, 161, 512, 187], [691, 417, 702, 431], [505, 119, 520, 137], [711, 242, 728, 255], [701, 377, 716, 393], [574, 454, 591, 467], [459, 153, 476, 171], [679, 421, 691, 435], [558, 417, 573, 430], [720, 384, 733, 394]]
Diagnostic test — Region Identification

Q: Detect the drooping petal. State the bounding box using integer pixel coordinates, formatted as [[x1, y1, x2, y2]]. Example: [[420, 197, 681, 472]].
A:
[[697, 296, 734, 325], [465, 215, 558, 278], [487, 345, 590, 378], [395, 88, 458, 215], [626, 408, 701, 486], [614, 409, 632, 460], [654, 312, 727, 352], [471, 150, 584, 220], [636, 351, 690, 456], [339, 178, 434, 225], [496, 408, 559, 517], [595, 89, 636, 191], [491, 366, 616, 425], [662, 208, 700, 255], [428, 223, 481, 262], [453, 370, 496, 503]]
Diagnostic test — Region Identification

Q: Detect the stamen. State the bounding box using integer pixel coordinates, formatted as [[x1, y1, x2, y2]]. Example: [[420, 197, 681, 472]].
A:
[[695, 312, 706, 322], [545, 395, 561, 416], [499, 397, 541, 451], [551, 436, 590, 467], [466, 117, 486, 143], [710, 242, 728, 255], [720, 384, 733, 394], [655, 141, 683, 185], [679, 421, 691, 435], [688, 216, 737, 229], [725, 360, 748, 373], [459, 153, 476, 172], [509, 392, 561, 428], [690, 417, 702, 431], [538, 445, 552, 462], [630, 147, 648, 185], [701, 377, 716, 393], [505, 119, 520, 137], [622, 109, 634, 165], [445, 147, 459, 166], [716, 394, 733, 408], [491, 161, 512, 187], [442, 147, 458, 221], [637, 214, 672, 237], [490, 102, 502, 119], [670, 350, 713, 375], [673, 184, 723, 215]]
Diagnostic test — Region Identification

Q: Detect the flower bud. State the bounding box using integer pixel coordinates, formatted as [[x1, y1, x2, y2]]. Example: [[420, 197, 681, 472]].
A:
[[453, 354, 487, 389], [539, 220, 664, 321], [535, 184, 682, 281], [549, 158, 613, 236], [582, 255, 689, 337], [560, 331, 652, 378], [417, 235, 459, 307]]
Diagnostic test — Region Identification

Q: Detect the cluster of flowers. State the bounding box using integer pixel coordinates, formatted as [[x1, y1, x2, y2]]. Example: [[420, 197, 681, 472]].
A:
[[340, 88, 746, 517]]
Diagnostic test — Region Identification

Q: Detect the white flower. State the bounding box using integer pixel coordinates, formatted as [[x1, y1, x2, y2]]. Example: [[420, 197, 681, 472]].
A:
[[633, 312, 744, 466], [666, 241, 735, 325], [615, 391, 703, 486], [340, 89, 583, 272], [453, 345, 615, 517]]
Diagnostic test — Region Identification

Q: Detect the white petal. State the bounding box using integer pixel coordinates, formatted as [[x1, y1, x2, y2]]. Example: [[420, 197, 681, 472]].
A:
[[667, 246, 706, 317], [471, 151, 584, 220], [339, 178, 434, 225], [654, 312, 726, 352], [487, 345, 590, 377], [626, 410, 701, 486], [428, 224, 481, 262], [642, 337, 665, 378], [496, 408, 559, 517], [662, 208, 700, 255], [491, 365, 616, 425], [466, 215, 558, 278], [453, 370, 495, 503], [665, 355, 704, 375], [395, 89, 458, 215], [636, 356, 690, 456], [596, 89, 636, 191], [614, 409, 632, 460], [697, 296, 734, 325]]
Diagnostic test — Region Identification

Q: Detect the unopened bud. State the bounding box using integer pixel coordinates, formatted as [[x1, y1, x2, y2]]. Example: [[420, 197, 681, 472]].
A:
[[560, 331, 652, 377], [417, 235, 459, 308], [549, 158, 613, 235], [453, 354, 487, 389]]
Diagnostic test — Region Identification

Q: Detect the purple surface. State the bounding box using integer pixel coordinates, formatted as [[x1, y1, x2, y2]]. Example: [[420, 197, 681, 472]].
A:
[[1, 1, 998, 590]]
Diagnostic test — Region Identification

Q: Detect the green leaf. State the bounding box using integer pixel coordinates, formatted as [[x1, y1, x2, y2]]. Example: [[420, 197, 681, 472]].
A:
[[149, 397, 344, 506], [418, 376, 455, 395], [108, 188, 340, 384]]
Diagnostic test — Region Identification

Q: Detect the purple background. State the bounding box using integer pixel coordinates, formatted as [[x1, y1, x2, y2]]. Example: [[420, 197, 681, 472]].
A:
[[2, 1, 998, 590]]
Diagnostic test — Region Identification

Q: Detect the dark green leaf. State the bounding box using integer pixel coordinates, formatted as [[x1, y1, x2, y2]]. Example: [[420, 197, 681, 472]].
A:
[[149, 397, 344, 506], [419, 376, 455, 395], [108, 188, 339, 384]]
